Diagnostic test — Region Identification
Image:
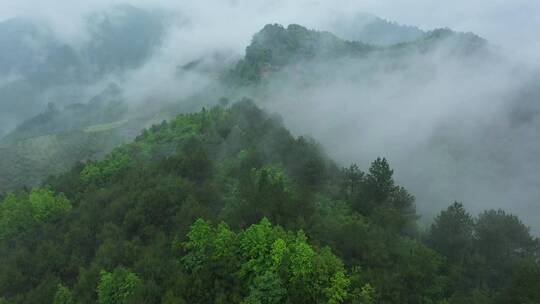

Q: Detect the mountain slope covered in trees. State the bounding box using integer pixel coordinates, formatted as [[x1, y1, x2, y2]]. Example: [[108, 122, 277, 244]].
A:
[[0, 4, 168, 137], [0, 101, 538, 304], [0, 23, 488, 194], [228, 24, 486, 85], [329, 13, 425, 46]]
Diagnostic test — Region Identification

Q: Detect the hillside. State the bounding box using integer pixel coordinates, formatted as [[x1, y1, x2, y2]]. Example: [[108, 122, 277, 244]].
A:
[[0, 22, 490, 199], [0, 85, 133, 193], [0, 101, 538, 303], [0, 79, 222, 193], [329, 13, 425, 46], [228, 24, 486, 85], [0, 4, 168, 137]]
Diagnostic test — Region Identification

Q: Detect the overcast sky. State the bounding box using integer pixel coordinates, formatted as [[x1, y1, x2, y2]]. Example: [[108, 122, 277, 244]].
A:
[[1, 0, 538, 60]]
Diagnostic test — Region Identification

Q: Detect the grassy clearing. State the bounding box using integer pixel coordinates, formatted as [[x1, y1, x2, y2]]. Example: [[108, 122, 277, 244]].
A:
[[84, 120, 128, 133]]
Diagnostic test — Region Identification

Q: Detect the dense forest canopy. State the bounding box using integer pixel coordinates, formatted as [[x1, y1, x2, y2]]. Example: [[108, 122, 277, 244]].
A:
[[1, 2, 540, 303], [0, 101, 539, 303]]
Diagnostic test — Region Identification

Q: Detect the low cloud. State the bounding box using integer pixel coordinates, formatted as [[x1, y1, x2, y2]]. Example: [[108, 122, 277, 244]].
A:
[[0, 0, 539, 232]]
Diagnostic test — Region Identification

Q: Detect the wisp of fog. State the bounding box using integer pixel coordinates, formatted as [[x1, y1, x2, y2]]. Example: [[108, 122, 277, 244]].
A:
[[1, 0, 539, 232]]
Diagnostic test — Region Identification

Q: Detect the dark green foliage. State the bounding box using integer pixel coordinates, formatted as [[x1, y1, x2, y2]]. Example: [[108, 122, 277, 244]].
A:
[[474, 209, 540, 291], [96, 267, 142, 304], [229, 24, 373, 84], [340, 158, 417, 235], [427, 202, 474, 263], [502, 259, 540, 304], [53, 284, 73, 304], [228, 23, 487, 86], [0, 101, 537, 303], [0, 188, 71, 241], [426, 205, 540, 302]]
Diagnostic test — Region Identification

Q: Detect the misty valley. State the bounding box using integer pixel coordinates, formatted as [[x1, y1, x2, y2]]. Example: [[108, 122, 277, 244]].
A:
[[0, 2, 539, 304]]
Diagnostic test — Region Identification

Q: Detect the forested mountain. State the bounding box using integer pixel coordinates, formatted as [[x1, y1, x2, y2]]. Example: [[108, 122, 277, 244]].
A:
[[0, 4, 167, 137], [1, 6, 540, 303], [0, 101, 538, 303], [0, 80, 217, 193], [0, 85, 131, 193], [228, 24, 486, 85], [0, 23, 485, 194], [328, 13, 425, 46], [224, 23, 540, 235]]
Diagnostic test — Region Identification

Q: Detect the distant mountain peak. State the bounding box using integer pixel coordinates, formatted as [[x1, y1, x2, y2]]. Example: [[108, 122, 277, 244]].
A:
[[228, 23, 488, 85], [328, 13, 425, 45]]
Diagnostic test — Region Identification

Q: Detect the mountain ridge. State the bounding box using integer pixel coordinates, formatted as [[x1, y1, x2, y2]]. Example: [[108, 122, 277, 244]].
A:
[[1, 100, 538, 303]]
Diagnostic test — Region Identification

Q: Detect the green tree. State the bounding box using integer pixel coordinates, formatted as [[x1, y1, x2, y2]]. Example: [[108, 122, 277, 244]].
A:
[[0, 193, 33, 240], [29, 188, 71, 222], [53, 284, 73, 304], [243, 272, 286, 304], [475, 210, 540, 289], [365, 157, 394, 203], [351, 284, 375, 304], [341, 164, 364, 199], [80, 151, 132, 185], [427, 202, 474, 263], [181, 218, 352, 304], [503, 259, 540, 304], [0, 188, 71, 240], [97, 268, 141, 304], [325, 271, 351, 304], [289, 231, 315, 281], [398, 242, 448, 303]]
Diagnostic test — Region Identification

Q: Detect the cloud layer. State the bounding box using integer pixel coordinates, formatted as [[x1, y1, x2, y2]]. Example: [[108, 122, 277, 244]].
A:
[[0, 0, 539, 232]]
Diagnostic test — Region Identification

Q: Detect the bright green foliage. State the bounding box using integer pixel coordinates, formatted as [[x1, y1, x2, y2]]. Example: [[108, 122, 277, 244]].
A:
[[239, 218, 278, 278], [53, 284, 73, 304], [97, 268, 141, 304], [0, 101, 538, 303], [81, 151, 132, 184], [29, 188, 71, 222], [182, 219, 236, 271], [182, 218, 213, 265], [182, 218, 350, 303], [325, 271, 351, 304], [0, 188, 71, 240], [289, 231, 316, 280], [270, 238, 287, 271], [79, 164, 101, 183]]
